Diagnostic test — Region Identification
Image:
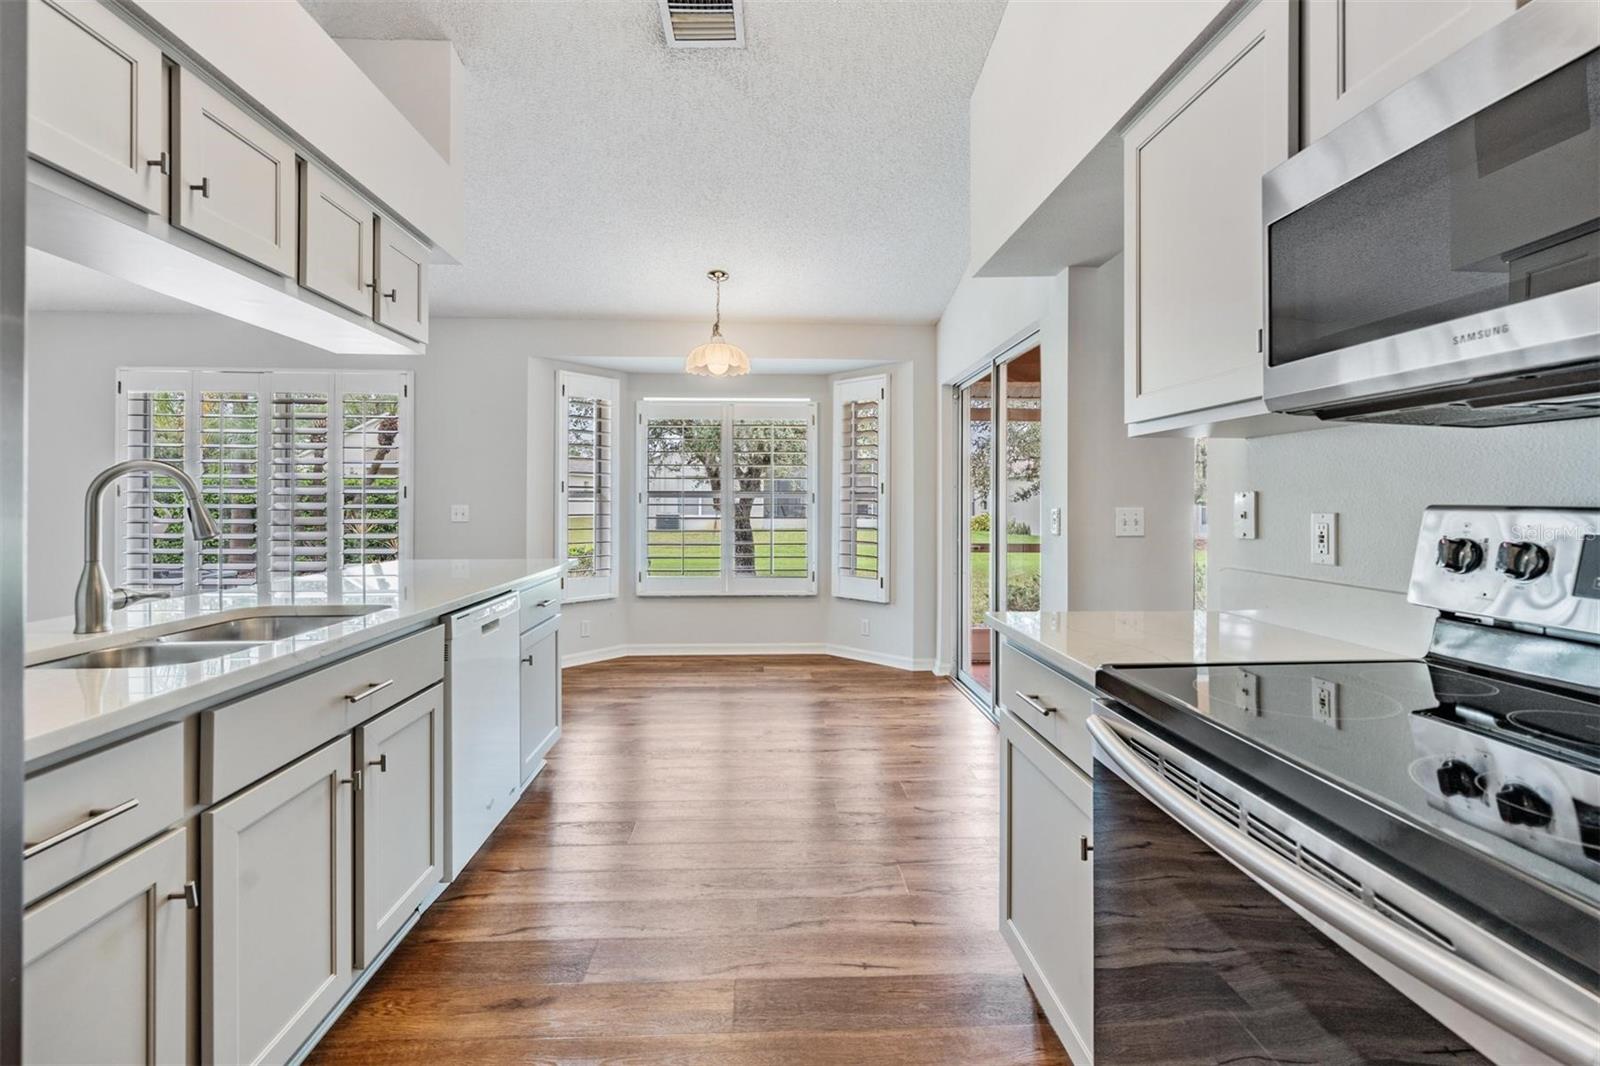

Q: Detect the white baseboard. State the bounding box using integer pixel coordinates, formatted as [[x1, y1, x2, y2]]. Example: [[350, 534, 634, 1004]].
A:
[[562, 642, 934, 673]]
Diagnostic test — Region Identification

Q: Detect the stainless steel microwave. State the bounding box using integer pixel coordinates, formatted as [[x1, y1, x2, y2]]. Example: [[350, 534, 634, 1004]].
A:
[[1262, 2, 1600, 427]]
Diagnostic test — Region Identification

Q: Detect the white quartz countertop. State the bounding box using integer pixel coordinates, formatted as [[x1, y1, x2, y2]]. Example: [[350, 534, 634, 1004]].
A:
[[986, 609, 1405, 688], [24, 559, 565, 768]]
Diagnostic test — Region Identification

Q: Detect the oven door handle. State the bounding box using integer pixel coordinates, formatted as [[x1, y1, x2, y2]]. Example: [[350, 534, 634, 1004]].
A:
[[1087, 714, 1600, 1066]]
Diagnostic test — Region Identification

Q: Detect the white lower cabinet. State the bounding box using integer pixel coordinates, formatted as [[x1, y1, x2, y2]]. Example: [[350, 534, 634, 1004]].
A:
[[999, 706, 1093, 1066], [354, 684, 445, 967], [23, 828, 191, 1065], [519, 616, 561, 786], [203, 737, 353, 1066]]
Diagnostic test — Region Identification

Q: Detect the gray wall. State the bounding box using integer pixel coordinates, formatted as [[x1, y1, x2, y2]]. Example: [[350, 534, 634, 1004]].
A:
[[1207, 419, 1600, 596], [1065, 256, 1194, 610]]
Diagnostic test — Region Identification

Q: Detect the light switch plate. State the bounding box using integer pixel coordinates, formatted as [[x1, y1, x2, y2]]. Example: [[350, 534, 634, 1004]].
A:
[[450, 504, 470, 523], [1233, 491, 1258, 540], [1311, 512, 1338, 565], [1114, 507, 1145, 538]]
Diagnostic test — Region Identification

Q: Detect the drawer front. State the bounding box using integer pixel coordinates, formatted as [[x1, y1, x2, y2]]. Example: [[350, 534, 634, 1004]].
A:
[[24, 725, 186, 905], [202, 625, 444, 803], [998, 639, 1094, 773], [518, 577, 560, 633]]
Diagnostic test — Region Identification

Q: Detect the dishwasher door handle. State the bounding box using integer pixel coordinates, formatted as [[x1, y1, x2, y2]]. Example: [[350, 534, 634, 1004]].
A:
[[1087, 714, 1600, 1066]]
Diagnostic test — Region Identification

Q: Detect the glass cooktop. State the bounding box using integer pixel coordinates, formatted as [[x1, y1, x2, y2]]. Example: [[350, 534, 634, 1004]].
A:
[[1096, 659, 1600, 908]]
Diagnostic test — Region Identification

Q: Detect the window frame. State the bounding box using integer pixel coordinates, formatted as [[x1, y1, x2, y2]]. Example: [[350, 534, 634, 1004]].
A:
[[555, 370, 620, 603], [832, 373, 890, 604], [635, 398, 818, 598], [112, 367, 413, 592]]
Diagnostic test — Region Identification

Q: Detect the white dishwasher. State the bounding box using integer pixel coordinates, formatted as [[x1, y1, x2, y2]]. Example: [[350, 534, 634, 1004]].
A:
[[444, 592, 522, 880]]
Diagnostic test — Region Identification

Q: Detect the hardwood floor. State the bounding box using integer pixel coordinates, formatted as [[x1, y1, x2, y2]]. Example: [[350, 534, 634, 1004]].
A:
[[310, 656, 1068, 1065]]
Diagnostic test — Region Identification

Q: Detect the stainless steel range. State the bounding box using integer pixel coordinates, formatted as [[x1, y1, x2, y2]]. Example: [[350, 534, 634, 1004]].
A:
[[1092, 506, 1599, 1065]]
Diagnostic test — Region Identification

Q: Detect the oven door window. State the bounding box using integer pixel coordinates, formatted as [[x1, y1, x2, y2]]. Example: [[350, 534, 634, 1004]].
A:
[[1268, 51, 1600, 367]]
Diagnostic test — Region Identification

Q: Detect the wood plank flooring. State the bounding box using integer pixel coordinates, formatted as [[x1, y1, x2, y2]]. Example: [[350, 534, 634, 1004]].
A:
[[309, 655, 1068, 1065]]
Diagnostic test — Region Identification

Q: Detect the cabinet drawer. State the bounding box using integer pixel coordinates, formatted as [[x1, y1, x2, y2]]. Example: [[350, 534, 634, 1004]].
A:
[[23, 725, 185, 905], [519, 577, 560, 633], [202, 625, 444, 803], [998, 639, 1094, 774]]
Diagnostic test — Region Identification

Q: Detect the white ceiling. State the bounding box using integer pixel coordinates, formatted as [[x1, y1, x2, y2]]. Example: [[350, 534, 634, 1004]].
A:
[[564, 354, 878, 376], [300, 0, 1005, 323]]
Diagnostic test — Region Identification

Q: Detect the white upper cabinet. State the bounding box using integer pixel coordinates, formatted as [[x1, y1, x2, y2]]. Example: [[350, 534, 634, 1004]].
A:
[[1123, 0, 1297, 434], [375, 217, 429, 343], [299, 162, 375, 317], [174, 66, 299, 278], [1302, 0, 1520, 144], [27, 0, 167, 214]]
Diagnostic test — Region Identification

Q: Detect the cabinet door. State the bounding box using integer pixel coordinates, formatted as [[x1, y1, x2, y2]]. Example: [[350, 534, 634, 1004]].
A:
[[27, 0, 167, 214], [23, 828, 190, 1065], [519, 617, 561, 786], [354, 684, 444, 968], [1302, 0, 1518, 144], [374, 216, 429, 343], [174, 66, 298, 277], [1123, 0, 1296, 426], [203, 737, 352, 1066], [998, 708, 1093, 1066], [300, 162, 375, 317]]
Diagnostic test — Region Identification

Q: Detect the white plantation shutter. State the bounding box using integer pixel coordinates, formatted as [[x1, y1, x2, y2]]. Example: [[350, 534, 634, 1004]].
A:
[[833, 374, 889, 603], [117, 371, 192, 592], [268, 376, 333, 577], [114, 369, 412, 589], [338, 373, 408, 568], [637, 399, 816, 597], [196, 373, 265, 590], [557, 371, 619, 601]]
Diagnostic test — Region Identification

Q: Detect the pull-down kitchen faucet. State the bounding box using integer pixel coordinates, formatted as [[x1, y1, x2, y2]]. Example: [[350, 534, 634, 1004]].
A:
[[75, 459, 219, 634]]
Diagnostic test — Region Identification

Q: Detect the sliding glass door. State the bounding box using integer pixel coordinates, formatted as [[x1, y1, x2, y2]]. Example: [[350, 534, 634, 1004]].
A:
[[953, 342, 1042, 715], [956, 371, 993, 700]]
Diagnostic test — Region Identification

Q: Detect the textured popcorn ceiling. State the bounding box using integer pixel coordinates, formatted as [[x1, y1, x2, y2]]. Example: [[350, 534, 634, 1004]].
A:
[[299, 0, 1005, 322]]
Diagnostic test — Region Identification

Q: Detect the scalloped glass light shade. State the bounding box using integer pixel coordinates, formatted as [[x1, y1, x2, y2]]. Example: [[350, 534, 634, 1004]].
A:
[[684, 338, 750, 376]]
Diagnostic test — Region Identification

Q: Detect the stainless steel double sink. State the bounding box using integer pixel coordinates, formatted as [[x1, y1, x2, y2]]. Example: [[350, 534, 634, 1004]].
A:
[[34, 607, 385, 669]]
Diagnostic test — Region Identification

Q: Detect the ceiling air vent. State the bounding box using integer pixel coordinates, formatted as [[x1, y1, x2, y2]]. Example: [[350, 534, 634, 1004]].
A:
[[660, 0, 745, 48]]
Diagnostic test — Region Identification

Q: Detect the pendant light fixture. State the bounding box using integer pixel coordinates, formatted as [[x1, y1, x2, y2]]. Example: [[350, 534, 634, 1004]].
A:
[[684, 269, 751, 377]]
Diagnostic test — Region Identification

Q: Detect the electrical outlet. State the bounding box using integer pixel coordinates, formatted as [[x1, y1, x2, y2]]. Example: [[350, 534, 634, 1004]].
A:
[[1312, 678, 1339, 728], [1311, 512, 1338, 565], [1114, 507, 1145, 538], [1237, 670, 1259, 715], [859, 618, 870, 637], [450, 504, 470, 523], [579, 619, 592, 639], [1050, 508, 1061, 536], [1234, 491, 1257, 540]]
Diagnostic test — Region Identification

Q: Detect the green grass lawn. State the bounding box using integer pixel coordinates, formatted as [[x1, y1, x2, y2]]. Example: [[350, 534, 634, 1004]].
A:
[[566, 517, 879, 577], [968, 533, 1042, 621]]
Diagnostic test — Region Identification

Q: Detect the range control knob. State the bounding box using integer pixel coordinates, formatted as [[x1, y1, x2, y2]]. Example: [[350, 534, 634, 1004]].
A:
[[1436, 759, 1484, 799], [1495, 541, 1550, 581], [1495, 783, 1553, 828], [1437, 536, 1485, 574]]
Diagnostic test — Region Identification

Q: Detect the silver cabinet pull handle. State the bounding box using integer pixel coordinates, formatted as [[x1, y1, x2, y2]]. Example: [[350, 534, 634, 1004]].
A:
[[383, 289, 398, 302], [1014, 691, 1056, 717], [535, 599, 554, 608], [1080, 835, 1093, 862], [189, 177, 210, 198], [146, 152, 169, 175], [367, 754, 388, 773], [345, 679, 394, 703], [23, 798, 140, 859], [1087, 713, 1600, 1066], [167, 881, 200, 909]]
